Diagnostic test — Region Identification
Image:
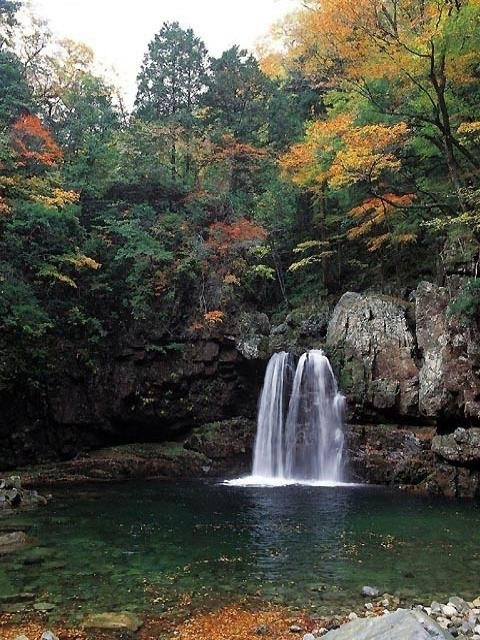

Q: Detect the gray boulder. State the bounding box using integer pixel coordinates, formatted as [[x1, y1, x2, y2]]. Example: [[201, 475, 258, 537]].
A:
[[326, 292, 418, 416], [0, 476, 48, 512], [321, 609, 453, 640]]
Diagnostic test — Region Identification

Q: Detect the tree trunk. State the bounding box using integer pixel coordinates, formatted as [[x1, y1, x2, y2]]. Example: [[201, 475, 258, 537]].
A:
[[430, 50, 466, 210]]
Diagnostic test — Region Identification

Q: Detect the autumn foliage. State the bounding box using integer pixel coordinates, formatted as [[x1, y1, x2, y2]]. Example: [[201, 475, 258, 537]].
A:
[[215, 136, 268, 164], [280, 118, 409, 191], [11, 115, 63, 167], [348, 194, 417, 251], [272, 0, 480, 258], [207, 219, 267, 258], [172, 604, 313, 640]]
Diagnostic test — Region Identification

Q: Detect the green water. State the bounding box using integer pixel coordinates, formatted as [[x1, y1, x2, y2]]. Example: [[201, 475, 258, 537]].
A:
[[1, 481, 479, 622]]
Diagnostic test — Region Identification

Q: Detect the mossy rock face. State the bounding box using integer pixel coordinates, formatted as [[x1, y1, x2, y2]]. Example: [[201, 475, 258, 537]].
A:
[[185, 417, 256, 461], [235, 311, 271, 360], [269, 302, 332, 354]]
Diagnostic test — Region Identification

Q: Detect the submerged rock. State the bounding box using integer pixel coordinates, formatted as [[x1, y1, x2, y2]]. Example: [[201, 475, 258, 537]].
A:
[[22, 547, 54, 565], [33, 602, 56, 612], [361, 586, 379, 597], [321, 609, 454, 640], [83, 611, 143, 632], [0, 531, 28, 554]]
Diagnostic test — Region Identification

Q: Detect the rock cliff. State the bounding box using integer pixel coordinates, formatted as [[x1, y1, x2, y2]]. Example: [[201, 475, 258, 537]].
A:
[[2, 281, 480, 497], [324, 281, 480, 427]]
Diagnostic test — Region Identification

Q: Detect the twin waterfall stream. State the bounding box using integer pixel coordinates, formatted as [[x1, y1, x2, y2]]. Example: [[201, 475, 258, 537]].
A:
[[230, 350, 347, 487]]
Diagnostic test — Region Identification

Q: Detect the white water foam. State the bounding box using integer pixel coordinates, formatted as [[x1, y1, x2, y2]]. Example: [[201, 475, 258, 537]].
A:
[[223, 476, 359, 488]]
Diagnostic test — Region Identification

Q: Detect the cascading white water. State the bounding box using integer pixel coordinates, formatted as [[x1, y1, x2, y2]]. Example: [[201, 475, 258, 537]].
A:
[[283, 351, 345, 482], [251, 352, 294, 479], [244, 349, 346, 485]]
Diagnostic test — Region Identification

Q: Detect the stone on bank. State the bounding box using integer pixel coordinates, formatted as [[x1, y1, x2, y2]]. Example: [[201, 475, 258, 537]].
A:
[[83, 611, 144, 632], [321, 609, 453, 640]]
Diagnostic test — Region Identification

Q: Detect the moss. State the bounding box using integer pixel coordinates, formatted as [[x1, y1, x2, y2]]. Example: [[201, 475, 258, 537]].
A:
[[146, 441, 208, 463], [102, 442, 208, 463], [191, 418, 253, 444]]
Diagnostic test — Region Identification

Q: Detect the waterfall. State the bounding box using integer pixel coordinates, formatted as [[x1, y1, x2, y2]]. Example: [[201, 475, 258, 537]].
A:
[[252, 352, 294, 478], [249, 350, 345, 484]]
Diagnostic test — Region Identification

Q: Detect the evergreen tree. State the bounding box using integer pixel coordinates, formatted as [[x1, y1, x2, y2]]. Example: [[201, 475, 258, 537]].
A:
[[135, 21, 208, 123], [203, 46, 273, 144]]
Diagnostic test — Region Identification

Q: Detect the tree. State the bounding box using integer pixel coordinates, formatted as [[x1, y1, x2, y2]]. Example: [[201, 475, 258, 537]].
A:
[[280, 0, 480, 205], [0, 0, 20, 51], [135, 22, 208, 179], [11, 113, 62, 168], [202, 46, 273, 144], [0, 0, 33, 123], [0, 50, 33, 123], [135, 21, 208, 123], [272, 0, 480, 284]]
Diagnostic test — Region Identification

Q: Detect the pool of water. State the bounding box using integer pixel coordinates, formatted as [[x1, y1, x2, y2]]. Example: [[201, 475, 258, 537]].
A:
[[1, 480, 479, 623]]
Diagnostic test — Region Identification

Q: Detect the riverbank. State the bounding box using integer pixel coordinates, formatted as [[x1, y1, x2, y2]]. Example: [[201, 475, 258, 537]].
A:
[[2, 592, 480, 640], [12, 419, 255, 488]]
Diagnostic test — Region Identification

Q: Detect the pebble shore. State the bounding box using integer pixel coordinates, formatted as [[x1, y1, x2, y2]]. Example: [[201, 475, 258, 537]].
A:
[[299, 592, 480, 640]]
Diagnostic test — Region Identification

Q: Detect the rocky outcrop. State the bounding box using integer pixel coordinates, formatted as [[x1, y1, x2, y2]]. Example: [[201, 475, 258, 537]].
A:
[[346, 424, 436, 487], [432, 427, 480, 464], [425, 427, 480, 498], [0, 331, 264, 470], [3, 278, 480, 499], [269, 302, 332, 354], [234, 311, 271, 359], [325, 283, 480, 426], [324, 283, 480, 497], [416, 280, 480, 423], [420, 462, 480, 499], [326, 293, 419, 419], [346, 424, 480, 498], [16, 418, 256, 486]]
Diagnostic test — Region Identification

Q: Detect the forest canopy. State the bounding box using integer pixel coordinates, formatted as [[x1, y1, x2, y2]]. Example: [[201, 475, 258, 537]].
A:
[[1, 0, 480, 392]]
